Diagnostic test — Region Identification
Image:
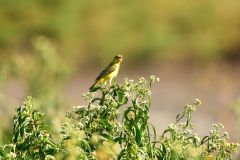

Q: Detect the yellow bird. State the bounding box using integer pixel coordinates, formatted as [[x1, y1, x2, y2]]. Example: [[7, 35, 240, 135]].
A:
[[89, 55, 123, 90]]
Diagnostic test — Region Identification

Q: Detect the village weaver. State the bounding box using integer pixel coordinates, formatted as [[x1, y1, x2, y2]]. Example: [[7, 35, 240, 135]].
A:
[[89, 55, 123, 90]]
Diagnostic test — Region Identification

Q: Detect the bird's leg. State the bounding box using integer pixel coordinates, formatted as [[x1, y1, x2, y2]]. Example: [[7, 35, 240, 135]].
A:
[[103, 81, 108, 88], [104, 79, 112, 89]]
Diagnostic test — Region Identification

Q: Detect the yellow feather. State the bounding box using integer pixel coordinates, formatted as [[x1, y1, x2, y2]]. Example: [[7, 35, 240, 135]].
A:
[[89, 55, 122, 90], [96, 62, 120, 84]]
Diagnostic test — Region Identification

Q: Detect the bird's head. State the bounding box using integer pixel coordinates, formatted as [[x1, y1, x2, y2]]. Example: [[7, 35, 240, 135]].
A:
[[113, 55, 123, 63]]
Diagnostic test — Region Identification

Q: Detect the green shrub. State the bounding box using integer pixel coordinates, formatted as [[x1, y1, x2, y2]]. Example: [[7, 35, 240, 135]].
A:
[[0, 76, 239, 160], [0, 36, 71, 144], [60, 76, 239, 159], [0, 97, 59, 160]]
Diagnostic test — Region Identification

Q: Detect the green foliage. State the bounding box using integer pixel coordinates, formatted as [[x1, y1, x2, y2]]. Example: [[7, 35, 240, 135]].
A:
[[60, 76, 158, 159], [0, 76, 239, 159], [160, 101, 239, 159], [60, 76, 239, 159], [0, 97, 59, 160], [0, 36, 71, 144]]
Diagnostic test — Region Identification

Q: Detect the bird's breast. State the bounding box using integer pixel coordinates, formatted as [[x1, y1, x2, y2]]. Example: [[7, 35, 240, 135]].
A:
[[110, 63, 120, 78], [97, 63, 120, 83]]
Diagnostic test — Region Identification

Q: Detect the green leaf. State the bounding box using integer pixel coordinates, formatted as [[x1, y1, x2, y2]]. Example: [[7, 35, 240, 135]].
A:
[[20, 126, 25, 137], [89, 86, 101, 92], [162, 129, 175, 140], [38, 125, 52, 133], [148, 123, 157, 140], [135, 124, 142, 146], [13, 129, 19, 143], [80, 139, 91, 153]]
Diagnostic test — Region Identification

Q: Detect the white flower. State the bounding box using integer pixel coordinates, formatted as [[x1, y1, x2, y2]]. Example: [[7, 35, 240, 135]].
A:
[[194, 98, 201, 105]]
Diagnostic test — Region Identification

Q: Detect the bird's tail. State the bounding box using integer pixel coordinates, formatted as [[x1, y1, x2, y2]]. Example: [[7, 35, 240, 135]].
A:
[[89, 81, 97, 91]]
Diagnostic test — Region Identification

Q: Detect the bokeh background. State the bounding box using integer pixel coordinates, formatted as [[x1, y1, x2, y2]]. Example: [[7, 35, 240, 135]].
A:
[[0, 0, 240, 156]]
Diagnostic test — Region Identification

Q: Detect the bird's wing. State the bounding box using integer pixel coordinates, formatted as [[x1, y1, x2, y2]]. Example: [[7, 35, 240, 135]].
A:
[[95, 62, 115, 81]]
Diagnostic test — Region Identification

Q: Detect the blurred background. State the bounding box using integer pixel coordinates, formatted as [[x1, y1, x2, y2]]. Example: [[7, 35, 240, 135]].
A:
[[0, 0, 240, 153]]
